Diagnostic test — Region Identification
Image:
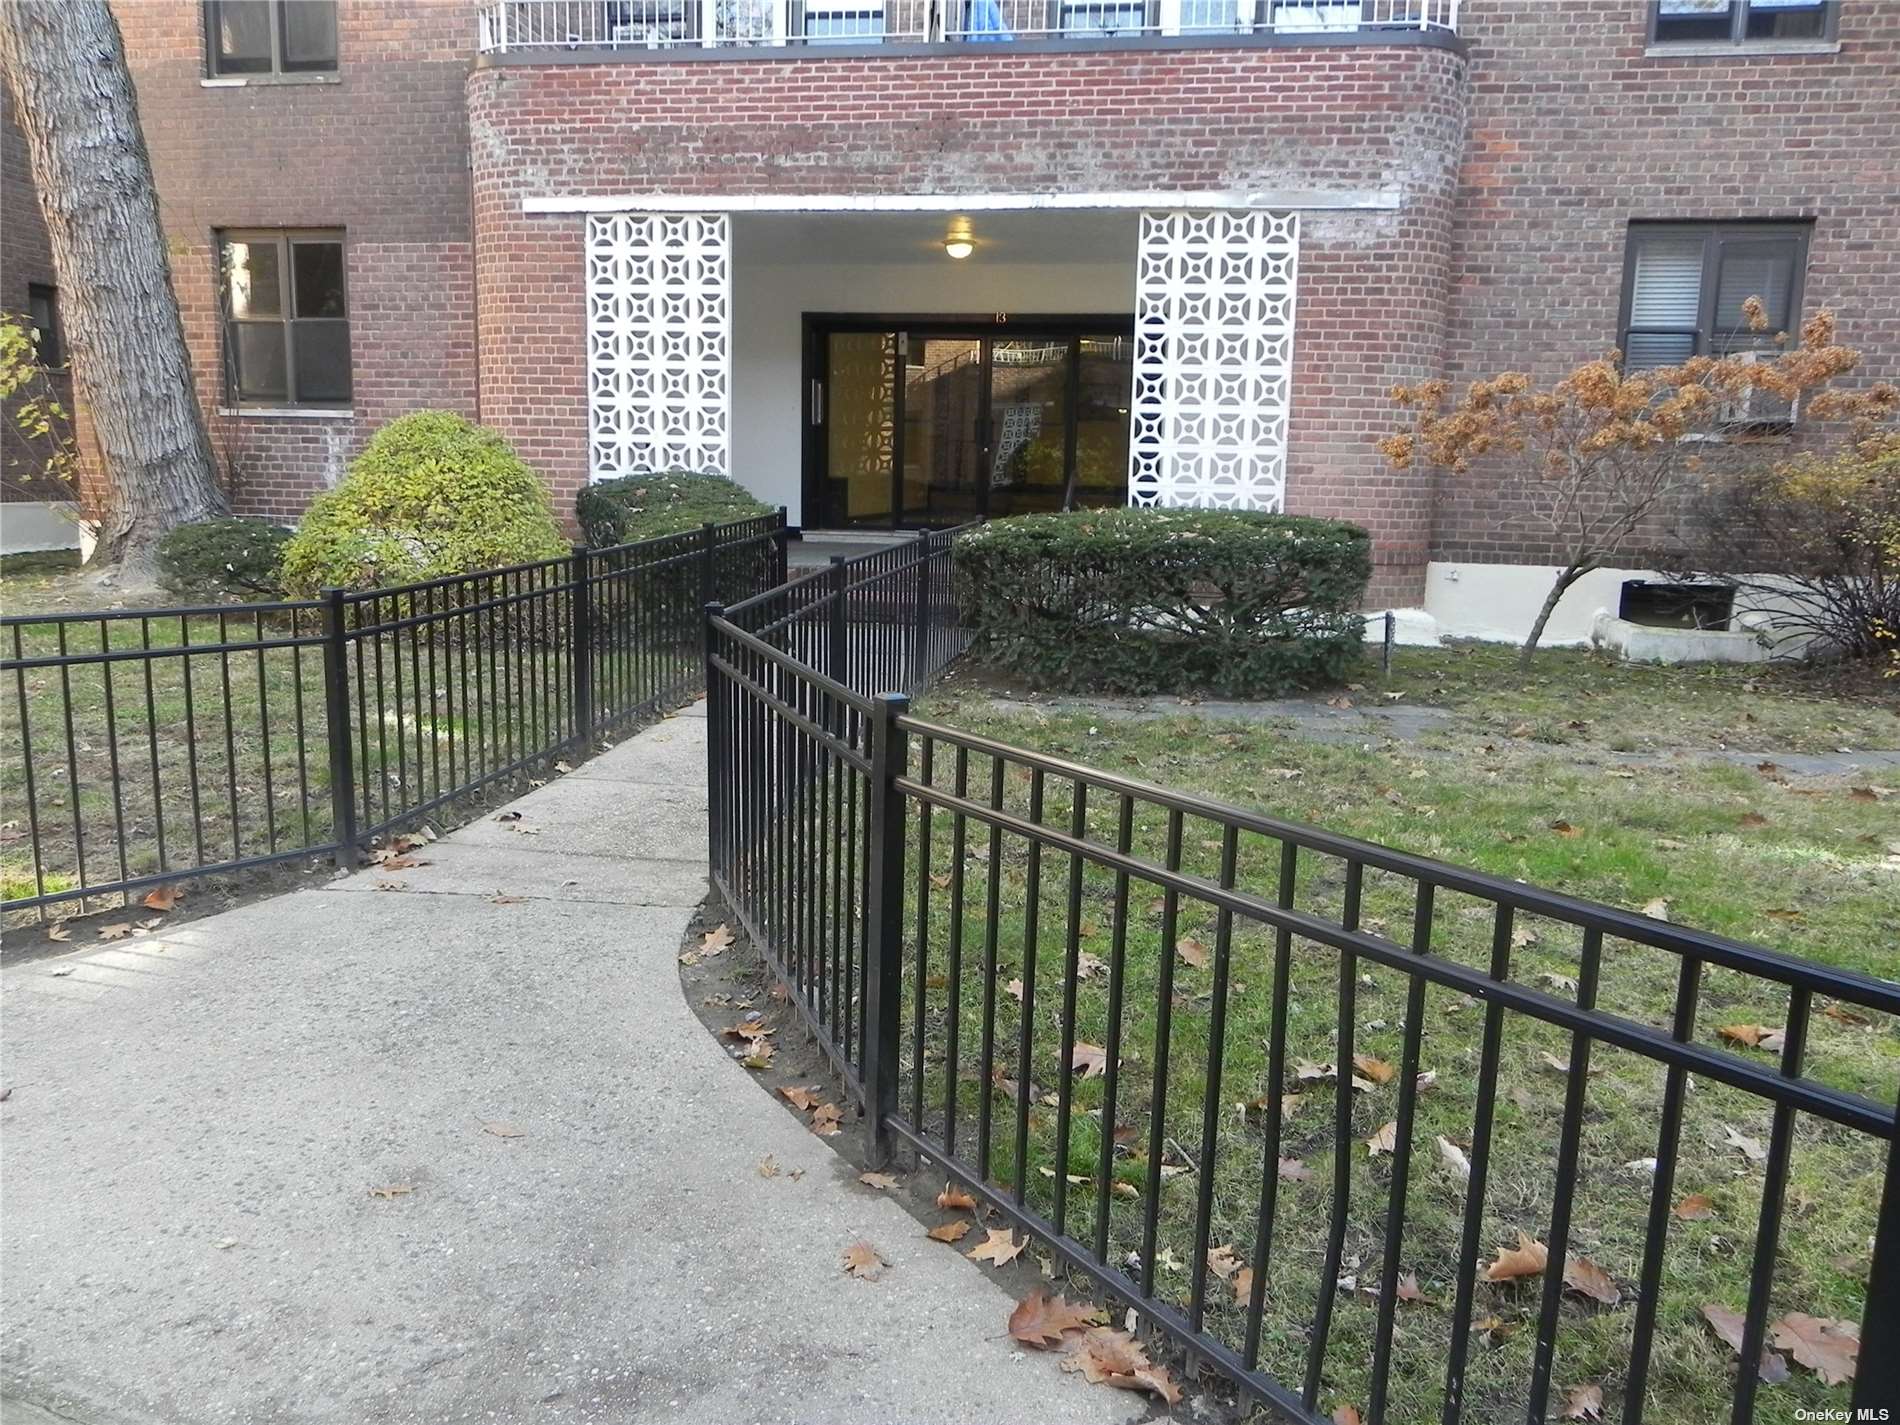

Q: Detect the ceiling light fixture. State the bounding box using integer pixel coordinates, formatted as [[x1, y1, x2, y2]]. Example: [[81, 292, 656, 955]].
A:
[[943, 221, 974, 260]]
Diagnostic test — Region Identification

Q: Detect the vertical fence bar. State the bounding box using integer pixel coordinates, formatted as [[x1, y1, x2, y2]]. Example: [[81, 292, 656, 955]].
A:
[[571, 545, 595, 743], [1855, 1093, 1900, 1418], [321, 589, 359, 869], [699, 522, 717, 655], [703, 602, 726, 884], [860, 691, 911, 1168]]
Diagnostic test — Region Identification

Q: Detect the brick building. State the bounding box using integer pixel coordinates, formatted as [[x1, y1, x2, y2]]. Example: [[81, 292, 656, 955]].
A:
[[2, 0, 1893, 639]]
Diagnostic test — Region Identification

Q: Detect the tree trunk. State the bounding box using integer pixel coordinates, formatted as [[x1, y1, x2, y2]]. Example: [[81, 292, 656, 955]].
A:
[[0, 2, 224, 579], [1520, 561, 1595, 668]]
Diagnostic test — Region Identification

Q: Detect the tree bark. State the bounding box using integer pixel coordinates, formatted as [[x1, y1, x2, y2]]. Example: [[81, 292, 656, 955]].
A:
[[0, 2, 224, 578], [1520, 560, 1595, 668]]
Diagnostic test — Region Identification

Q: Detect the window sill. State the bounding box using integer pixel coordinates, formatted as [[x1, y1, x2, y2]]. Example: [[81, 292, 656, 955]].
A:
[[1643, 40, 1840, 58], [200, 73, 342, 88], [217, 407, 355, 420]]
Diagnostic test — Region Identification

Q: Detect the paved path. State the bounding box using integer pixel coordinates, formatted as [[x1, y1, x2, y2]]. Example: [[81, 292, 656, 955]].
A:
[[1, 705, 1136, 1425]]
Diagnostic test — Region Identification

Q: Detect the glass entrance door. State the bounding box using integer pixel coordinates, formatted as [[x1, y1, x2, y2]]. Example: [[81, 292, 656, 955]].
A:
[[812, 320, 1132, 529]]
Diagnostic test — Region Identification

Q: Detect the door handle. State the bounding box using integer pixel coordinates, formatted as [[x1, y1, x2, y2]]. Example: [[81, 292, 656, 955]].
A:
[[810, 379, 824, 426]]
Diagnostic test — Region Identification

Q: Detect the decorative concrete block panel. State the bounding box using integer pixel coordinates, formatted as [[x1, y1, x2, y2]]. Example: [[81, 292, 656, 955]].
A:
[[1129, 209, 1299, 512], [587, 213, 731, 479]]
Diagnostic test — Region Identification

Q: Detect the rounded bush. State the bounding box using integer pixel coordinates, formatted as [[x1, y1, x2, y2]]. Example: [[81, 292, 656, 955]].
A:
[[576, 472, 773, 548], [951, 508, 1372, 696], [279, 412, 566, 594], [154, 517, 290, 601]]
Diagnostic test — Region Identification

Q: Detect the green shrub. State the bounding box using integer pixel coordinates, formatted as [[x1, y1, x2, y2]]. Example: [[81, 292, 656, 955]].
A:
[[279, 412, 566, 594], [154, 517, 290, 601], [576, 472, 773, 547], [951, 508, 1372, 696]]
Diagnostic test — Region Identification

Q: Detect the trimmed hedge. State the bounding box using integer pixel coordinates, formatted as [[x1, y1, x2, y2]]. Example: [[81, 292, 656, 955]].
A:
[[576, 472, 773, 547], [155, 517, 290, 601], [951, 509, 1371, 696], [279, 412, 566, 595]]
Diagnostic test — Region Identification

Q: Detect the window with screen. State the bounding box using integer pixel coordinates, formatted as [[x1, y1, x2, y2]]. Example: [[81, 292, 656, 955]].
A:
[[205, 1, 337, 76], [218, 230, 351, 408]]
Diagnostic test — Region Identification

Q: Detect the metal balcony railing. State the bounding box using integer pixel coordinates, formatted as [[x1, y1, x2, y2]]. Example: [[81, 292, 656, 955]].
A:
[[476, 0, 1456, 52]]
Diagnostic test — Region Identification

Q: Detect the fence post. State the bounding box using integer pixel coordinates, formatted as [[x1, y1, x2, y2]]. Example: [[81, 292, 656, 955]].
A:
[[699, 521, 717, 656], [703, 601, 727, 885], [828, 555, 849, 689], [775, 505, 791, 586], [1854, 1097, 1900, 1415], [570, 544, 594, 744], [860, 690, 911, 1168], [908, 532, 933, 691], [320, 588, 359, 871]]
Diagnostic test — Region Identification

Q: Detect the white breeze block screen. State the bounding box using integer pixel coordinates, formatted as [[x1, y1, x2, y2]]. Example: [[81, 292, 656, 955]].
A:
[[586, 213, 731, 479], [1129, 209, 1299, 511]]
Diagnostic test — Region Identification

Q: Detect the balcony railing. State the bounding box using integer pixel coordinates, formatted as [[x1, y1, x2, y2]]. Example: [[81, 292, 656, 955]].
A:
[[476, 0, 1457, 52]]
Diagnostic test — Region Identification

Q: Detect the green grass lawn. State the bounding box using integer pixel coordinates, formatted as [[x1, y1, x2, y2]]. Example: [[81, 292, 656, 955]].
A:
[[885, 650, 1898, 1422]]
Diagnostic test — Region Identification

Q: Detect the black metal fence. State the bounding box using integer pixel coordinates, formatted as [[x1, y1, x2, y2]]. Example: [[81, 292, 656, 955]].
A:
[[705, 529, 1899, 1423], [1, 511, 785, 918]]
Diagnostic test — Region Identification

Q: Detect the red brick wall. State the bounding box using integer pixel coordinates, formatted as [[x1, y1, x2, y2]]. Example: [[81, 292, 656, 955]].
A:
[[1433, 0, 1900, 567], [114, 0, 477, 522], [468, 41, 1470, 598], [1, 86, 75, 506]]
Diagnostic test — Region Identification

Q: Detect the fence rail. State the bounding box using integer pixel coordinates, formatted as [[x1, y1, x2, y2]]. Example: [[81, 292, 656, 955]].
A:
[[705, 528, 1899, 1422], [1, 511, 785, 918]]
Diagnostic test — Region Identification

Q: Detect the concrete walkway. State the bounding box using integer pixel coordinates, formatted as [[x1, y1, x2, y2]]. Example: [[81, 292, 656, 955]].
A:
[[1, 706, 1136, 1425]]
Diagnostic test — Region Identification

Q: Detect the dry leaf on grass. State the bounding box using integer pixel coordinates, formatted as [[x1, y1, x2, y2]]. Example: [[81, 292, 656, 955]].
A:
[[1639, 897, 1671, 922], [810, 1102, 843, 1137], [778, 1086, 824, 1112], [1823, 1002, 1871, 1026], [926, 1219, 972, 1243], [1701, 1304, 1790, 1383], [858, 1172, 900, 1192], [937, 1183, 977, 1211], [1673, 1193, 1716, 1221], [1059, 1327, 1182, 1404], [1332, 1405, 1363, 1425], [1562, 1256, 1619, 1306], [1366, 1121, 1398, 1157], [1718, 1024, 1785, 1051], [1295, 1059, 1337, 1083], [1549, 819, 1580, 838], [698, 924, 735, 956], [142, 885, 180, 911], [1232, 1266, 1255, 1304], [1007, 1288, 1105, 1347], [1437, 1136, 1472, 1182], [1175, 937, 1209, 970], [1482, 1232, 1548, 1282], [1205, 1243, 1243, 1280], [1559, 1383, 1604, 1421], [1722, 1125, 1768, 1163], [1352, 1054, 1395, 1085], [1770, 1312, 1859, 1386], [1005, 978, 1025, 1003], [1278, 1157, 1313, 1183], [841, 1241, 885, 1280], [967, 1228, 1027, 1267], [1076, 952, 1106, 981], [1070, 1043, 1109, 1079]]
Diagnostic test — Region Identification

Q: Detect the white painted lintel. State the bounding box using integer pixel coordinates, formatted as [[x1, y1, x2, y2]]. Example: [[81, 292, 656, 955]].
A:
[[522, 189, 1400, 216]]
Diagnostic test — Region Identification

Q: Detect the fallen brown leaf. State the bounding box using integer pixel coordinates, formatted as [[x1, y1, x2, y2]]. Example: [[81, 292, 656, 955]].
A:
[[1559, 1383, 1604, 1421], [778, 1085, 824, 1111], [1007, 1288, 1104, 1347], [1205, 1243, 1243, 1280], [926, 1219, 972, 1243], [1722, 1125, 1768, 1163], [810, 1102, 843, 1137], [1673, 1193, 1716, 1221], [841, 1241, 885, 1280], [1437, 1136, 1471, 1182], [967, 1228, 1027, 1267], [1232, 1265, 1254, 1304], [1563, 1256, 1619, 1306], [757, 1155, 780, 1178], [141, 885, 179, 911], [46, 924, 71, 942], [1070, 1043, 1109, 1079], [1549, 819, 1580, 837], [858, 1172, 900, 1192], [1332, 1406, 1363, 1425], [1366, 1121, 1398, 1157], [1278, 1157, 1313, 1183], [1823, 1002, 1872, 1026], [1769, 1312, 1858, 1385], [96, 922, 133, 941], [1059, 1327, 1182, 1403], [1639, 897, 1670, 921], [937, 1183, 977, 1211], [1482, 1232, 1549, 1282], [1718, 1024, 1786, 1051], [1702, 1303, 1790, 1382], [1175, 937, 1209, 970], [1352, 1054, 1395, 1085], [699, 923, 735, 956]]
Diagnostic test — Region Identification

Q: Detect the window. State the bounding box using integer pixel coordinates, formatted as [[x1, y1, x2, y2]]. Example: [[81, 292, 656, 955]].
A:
[[1617, 222, 1810, 371], [26, 284, 61, 368], [1650, 0, 1835, 47], [204, 1, 337, 76], [218, 230, 351, 408]]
